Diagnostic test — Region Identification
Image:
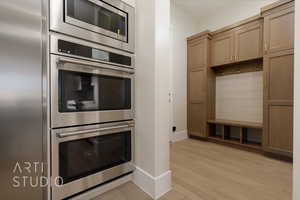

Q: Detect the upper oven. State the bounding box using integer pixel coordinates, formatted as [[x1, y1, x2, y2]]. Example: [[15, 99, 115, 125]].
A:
[[50, 34, 134, 128], [50, 0, 135, 53]]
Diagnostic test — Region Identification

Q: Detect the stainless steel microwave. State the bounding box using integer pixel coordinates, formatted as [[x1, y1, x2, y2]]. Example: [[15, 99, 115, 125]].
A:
[[50, 34, 135, 128], [50, 0, 135, 52]]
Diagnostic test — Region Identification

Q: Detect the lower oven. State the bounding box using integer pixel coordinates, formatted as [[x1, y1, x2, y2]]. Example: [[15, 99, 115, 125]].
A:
[[51, 121, 135, 200]]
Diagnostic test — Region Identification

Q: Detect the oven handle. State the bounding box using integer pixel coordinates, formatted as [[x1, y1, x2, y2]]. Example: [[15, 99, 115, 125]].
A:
[[57, 57, 134, 74], [57, 124, 134, 138]]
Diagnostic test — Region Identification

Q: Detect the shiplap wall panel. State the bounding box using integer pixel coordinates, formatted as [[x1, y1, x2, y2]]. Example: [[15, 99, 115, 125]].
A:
[[216, 71, 263, 123]]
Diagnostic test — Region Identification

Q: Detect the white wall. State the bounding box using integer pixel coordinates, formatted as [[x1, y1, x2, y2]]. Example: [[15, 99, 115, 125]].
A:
[[197, 0, 278, 31], [133, 0, 156, 176], [294, 0, 300, 199], [134, 0, 172, 198], [123, 0, 171, 174], [170, 1, 201, 133], [154, 0, 171, 177], [121, 0, 135, 7]]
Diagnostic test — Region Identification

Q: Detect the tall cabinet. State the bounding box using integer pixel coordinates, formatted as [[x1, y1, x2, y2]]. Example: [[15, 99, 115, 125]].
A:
[[262, 0, 295, 157], [187, 0, 295, 159], [187, 32, 215, 138]]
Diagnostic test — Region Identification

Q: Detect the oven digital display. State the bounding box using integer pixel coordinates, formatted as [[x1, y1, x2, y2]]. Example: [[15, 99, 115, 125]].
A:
[[57, 40, 132, 66]]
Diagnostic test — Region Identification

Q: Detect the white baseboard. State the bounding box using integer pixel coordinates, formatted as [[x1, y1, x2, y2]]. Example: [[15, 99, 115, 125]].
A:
[[154, 170, 172, 199], [133, 166, 172, 199], [170, 130, 188, 143], [70, 174, 132, 200]]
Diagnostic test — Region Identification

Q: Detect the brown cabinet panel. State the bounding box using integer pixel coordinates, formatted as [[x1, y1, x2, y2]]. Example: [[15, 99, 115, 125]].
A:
[[211, 31, 234, 66], [264, 51, 294, 157], [268, 106, 293, 152], [262, 2, 294, 157], [189, 103, 206, 137], [264, 7, 294, 54], [265, 51, 294, 102], [189, 69, 206, 102], [187, 33, 211, 139], [188, 40, 206, 69], [235, 21, 263, 61]]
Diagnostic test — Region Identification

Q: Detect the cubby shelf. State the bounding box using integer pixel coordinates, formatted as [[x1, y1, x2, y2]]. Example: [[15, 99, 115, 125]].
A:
[[207, 119, 263, 129], [207, 119, 263, 150]]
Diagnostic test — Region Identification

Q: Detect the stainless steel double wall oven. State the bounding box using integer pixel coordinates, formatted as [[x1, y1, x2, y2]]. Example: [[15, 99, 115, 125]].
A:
[[49, 0, 135, 199]]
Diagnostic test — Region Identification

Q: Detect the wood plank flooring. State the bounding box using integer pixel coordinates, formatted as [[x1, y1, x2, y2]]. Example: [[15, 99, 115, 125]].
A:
[[94, 139, 292, 200]]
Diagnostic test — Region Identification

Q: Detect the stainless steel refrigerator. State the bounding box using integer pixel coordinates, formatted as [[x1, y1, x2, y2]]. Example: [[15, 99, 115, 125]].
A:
[[0, 0, 46, 199]]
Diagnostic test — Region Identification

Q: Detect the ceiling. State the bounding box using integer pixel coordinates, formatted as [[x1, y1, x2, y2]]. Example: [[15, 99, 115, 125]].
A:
[[173, 0, 277, 21]]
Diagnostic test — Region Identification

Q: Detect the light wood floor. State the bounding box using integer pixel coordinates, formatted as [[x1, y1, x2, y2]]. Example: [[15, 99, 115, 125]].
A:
[[94, 139, 292, 200]]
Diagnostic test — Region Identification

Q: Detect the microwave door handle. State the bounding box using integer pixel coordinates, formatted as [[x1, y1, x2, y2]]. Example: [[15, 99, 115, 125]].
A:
[[57, 124, 134, 138], [57, 57, 134, 74]]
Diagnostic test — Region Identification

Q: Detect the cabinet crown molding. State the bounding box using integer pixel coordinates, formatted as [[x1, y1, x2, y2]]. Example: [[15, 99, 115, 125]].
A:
[[187, 30, 212, 42], [261, 0, 294, 16], [211, 15, 262, 35]]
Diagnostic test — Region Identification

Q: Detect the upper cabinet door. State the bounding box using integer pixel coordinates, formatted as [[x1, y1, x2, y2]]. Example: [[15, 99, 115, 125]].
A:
[[264, 7, 294, 54], [235, 20, 263, 62], [211, 31, 234, 67], [188, 39, 206, 70]]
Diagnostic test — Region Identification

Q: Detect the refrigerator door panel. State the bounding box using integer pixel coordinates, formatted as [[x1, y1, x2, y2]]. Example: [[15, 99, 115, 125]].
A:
[[0, 0, 43, 199]]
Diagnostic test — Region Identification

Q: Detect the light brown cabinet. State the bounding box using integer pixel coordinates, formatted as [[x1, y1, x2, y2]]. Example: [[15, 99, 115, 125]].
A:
[[263, 50, 294, 156], [234, 20, 263, 62], [188, 40, 206, 69], [211, 18, 263, 67], [187, 0, 294, 159], [263, 6, 294, 54], [189, 103, 206, 137], [266, 51, 294, 102], [268, 106, 293, 153], [187, 32, 214, 138], [211, 31, 234, 66], [189, 68, 206, 102], [262, 0, 294, 157]]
